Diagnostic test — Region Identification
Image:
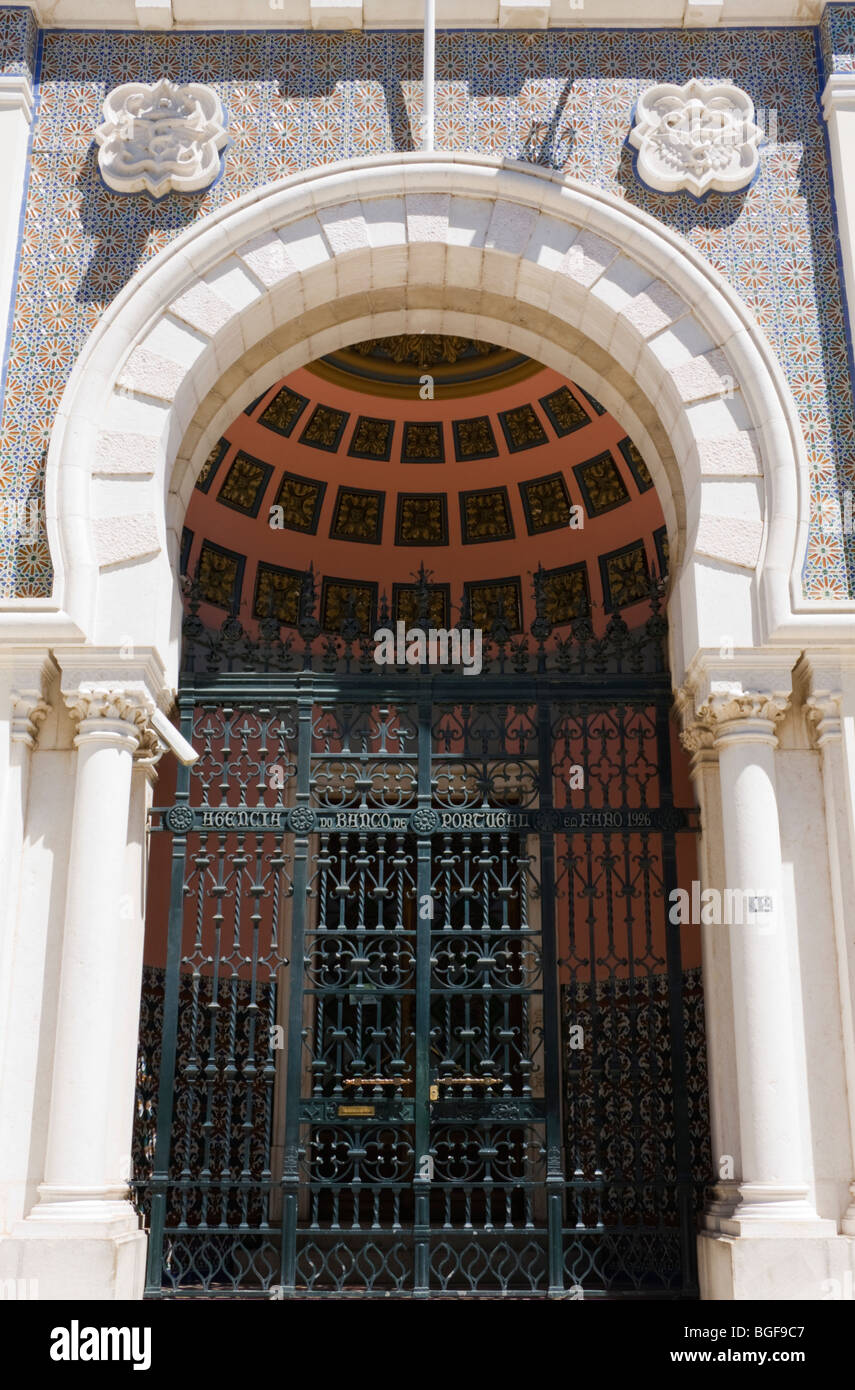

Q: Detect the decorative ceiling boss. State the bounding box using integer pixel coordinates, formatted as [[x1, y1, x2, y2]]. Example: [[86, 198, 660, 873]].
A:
[[95, 78, 228, 198], [628, 78, 762, 197]]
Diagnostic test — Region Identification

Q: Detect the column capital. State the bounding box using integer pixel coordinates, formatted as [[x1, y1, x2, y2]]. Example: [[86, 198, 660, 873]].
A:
[[62, 685, 153, 752], [675, 688, 717, 767], [805, 691, 843, 747], [10, 692, 50, 748], [58, 647, 170, 761], [698, 690, 790, 743], [2, 652, 55, 749], [679, 683, 790, 750]]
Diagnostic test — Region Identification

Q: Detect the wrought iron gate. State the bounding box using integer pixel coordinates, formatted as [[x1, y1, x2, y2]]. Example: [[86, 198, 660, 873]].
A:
[[134, 580, 707, 1298]]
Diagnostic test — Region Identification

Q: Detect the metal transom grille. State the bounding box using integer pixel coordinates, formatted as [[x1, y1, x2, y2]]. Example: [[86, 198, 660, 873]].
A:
[[134, 594, 707, 1299]]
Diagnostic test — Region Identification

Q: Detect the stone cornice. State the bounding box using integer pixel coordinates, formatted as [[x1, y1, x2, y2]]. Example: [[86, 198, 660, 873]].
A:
[[17, 0, 829, 31], [0, 75, 34, 124], [55, 646, 169, 705], [822, 72, 855, 120], [57, 647, 170, 757]]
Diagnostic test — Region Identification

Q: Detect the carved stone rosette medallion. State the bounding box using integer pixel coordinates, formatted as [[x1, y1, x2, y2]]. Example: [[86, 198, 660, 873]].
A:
[[629, 79, 762, 197], [95, 78, 228, 199]]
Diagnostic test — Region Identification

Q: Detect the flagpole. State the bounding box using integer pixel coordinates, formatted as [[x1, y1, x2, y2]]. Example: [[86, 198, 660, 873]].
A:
[[423, 0, 435, 152]]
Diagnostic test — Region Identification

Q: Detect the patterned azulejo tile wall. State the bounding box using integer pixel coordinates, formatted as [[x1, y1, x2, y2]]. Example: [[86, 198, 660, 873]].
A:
[[1, 8, 855, 599]]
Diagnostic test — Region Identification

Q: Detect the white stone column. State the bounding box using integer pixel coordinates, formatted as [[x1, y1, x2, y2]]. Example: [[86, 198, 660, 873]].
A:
[[677, 704, 741, 1229], [805, 666, 855, 1235], [0, 656, 52, 1232], [3, 655, 166, 1300], [823, 75, 855, 351], [701, 688, 832, 1235]]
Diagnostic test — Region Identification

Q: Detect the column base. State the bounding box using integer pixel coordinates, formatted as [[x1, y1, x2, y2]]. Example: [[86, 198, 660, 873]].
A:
[[702, 1180, 741, 1232], [699, 1231, 855, 1300], [841, 1183, 855, 1237], [718, 1183, 838, 1237], [0, 1198, 147, 1300]]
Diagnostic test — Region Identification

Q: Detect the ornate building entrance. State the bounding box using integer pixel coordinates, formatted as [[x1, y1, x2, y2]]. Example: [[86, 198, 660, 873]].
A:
[[134, 561, 707, 1299]]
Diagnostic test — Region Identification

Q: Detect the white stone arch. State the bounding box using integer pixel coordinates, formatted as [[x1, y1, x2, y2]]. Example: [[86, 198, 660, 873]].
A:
[[44, 152, 809, 689]]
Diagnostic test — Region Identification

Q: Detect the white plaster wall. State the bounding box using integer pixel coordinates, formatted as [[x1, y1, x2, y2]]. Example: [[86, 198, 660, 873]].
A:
[[0, 681, 76, 1231], [0, 80, 32, 394], [776, 711, 854, 1223]]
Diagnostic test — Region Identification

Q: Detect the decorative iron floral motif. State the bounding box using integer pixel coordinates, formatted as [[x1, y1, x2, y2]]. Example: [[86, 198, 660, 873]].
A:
[[254, 562, 303, 624], [401, 421, 445, 464], [654, 524, 670, 578], [573, 451, 630, 518], [195, 438, 228, 493], [541, 563, 590, 626], [599, 539, 651, 612], [519, 473, 573, 534], [273, 471, 326, 534], [453, 416, 499, 461], [330, 487, 384, 544], [217, 451, 273, 517], [320, 578, 377, 634], [629, 79, 762, 197], [348, 415, 394, 460], [259, 385, 309, 437], [351, 335, 497, 368], [396, 494, 448, 547], [392, 582, 450, 629], [539, 385, 590, 436], [164, 804, 194, 834], [299, 403, 348, 451], [179, 564, 670, 678], [618, 436, 654, 492], [288, 805, 316, 833], [499, 403, 548, 452], [460, 487, 514, 544], [465, 577, 523, 633], [196, 540, 244, 611]]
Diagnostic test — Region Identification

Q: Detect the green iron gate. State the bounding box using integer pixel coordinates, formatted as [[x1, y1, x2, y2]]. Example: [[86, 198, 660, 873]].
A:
[[134, 575, 707, 1298]]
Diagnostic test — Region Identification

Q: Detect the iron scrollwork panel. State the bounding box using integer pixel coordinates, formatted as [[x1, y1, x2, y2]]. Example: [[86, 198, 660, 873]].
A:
[[135, 669, 706, 1298]]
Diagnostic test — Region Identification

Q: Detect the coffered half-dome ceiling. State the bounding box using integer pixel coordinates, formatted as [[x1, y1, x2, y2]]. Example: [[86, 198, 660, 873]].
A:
[[182, 336, 668, 639]]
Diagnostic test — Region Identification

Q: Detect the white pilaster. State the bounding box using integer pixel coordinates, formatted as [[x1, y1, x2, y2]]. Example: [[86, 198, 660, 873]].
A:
[[0, 650, 167, 1300], [804, 657, 855, 1235], [0, 654, 52, 1234], [0, 74, 34, 394], [822, 74, 855, 352], [677, 702, 741, 1228]]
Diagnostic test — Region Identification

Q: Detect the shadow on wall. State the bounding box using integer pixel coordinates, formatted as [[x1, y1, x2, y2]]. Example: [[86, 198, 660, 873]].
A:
[[74, 148, 206, 305]]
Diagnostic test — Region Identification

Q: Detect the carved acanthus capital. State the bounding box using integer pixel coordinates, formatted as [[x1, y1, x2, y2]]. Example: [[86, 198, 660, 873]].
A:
[[805, 691, 843, 747], [679, 721, 716, 756], [675, 683, 716, 763], [696, 689, 790, 734], [10, 692, 50, 748], [63, 684, 158, 754]]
